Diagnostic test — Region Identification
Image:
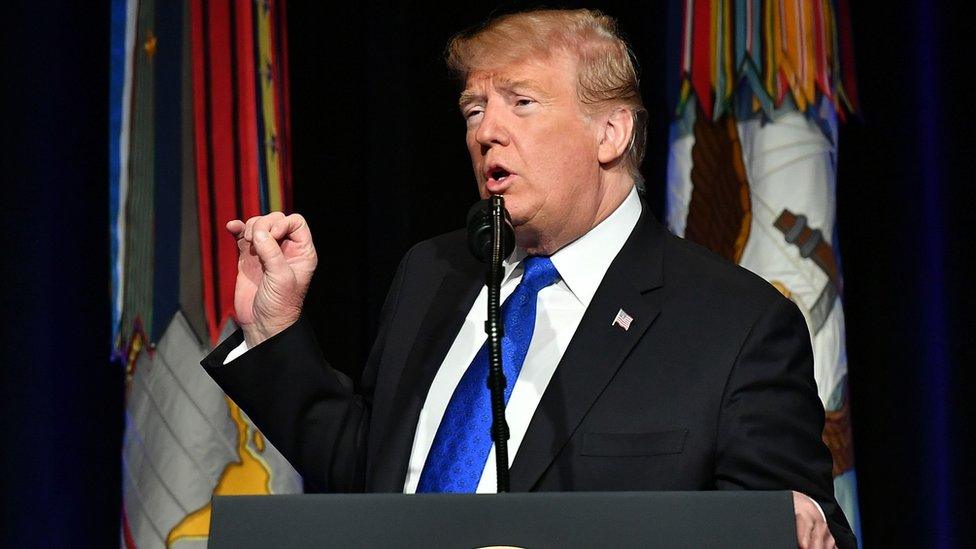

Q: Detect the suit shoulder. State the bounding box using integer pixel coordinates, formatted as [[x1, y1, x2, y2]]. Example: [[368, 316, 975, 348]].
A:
[[401, 228, 469, 266], [408, 228, 467, 257], [394, 227, 477, 281], [661, 230, 787, 315]]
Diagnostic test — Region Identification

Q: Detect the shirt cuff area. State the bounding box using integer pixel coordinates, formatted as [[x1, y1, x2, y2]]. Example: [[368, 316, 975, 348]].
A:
[[223, 340, 250, 365]]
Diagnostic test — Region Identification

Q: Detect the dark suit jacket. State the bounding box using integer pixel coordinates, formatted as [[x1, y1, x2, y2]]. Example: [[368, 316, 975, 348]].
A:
[[203, 206, 856, 547]]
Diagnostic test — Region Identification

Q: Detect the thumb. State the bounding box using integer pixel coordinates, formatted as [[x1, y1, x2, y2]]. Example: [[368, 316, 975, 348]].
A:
[[252, 230, 289, 276]]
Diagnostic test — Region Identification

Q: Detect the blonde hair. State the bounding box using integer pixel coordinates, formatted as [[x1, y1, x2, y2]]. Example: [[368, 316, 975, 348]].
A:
[[446, 8, 648, 182]]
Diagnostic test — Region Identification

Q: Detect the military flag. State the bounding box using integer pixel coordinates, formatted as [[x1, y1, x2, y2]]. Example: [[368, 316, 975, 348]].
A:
[[109, 1, 300, 547], [666, 0, 862, 540]]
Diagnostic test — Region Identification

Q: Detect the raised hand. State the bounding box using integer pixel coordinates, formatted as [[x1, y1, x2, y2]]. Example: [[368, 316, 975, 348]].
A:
[[226, 212, 318, 348]]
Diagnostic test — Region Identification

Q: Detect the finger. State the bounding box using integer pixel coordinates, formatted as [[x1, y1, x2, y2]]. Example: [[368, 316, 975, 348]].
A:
[[243, 216, 262, 242], [808, 527, 824, 549], [270, 213, 312, 244], [226, 219, 245, 237], [795, 515, 814, 549], [251, 229, 288, 275], [804, 522, 819, 549], [811, 522, 832, 549], [251, 211, 286, 241], [237, 231, 251, 254]]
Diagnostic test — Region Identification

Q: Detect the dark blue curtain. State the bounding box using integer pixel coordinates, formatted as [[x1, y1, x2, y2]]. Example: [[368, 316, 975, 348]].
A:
[[1, 1, 969, 546], [838, 2, 971, 546], [2, 2, 119, 547]]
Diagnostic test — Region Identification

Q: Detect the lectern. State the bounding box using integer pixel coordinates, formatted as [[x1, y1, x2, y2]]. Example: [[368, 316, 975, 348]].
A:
[[209, 491, 796, 548]]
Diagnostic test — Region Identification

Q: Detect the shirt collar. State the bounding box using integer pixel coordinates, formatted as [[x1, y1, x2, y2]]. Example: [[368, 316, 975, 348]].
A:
[[502, 186, 642, 307]]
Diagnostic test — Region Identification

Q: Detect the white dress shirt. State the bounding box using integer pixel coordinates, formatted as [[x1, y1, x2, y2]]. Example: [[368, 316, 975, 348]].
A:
[[403, 187, 642, 493]]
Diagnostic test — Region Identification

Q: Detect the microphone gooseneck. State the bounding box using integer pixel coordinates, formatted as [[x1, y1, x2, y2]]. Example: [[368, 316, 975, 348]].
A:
[[466, 195, 514, 493]]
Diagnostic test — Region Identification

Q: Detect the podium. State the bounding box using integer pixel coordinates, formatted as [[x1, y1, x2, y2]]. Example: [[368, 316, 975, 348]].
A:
[[209, 491, 796, 548]]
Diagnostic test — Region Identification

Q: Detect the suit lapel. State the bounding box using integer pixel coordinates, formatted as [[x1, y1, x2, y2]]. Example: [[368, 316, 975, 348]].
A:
[[509, 208, 666, 492], [368, 256, 483, 492]]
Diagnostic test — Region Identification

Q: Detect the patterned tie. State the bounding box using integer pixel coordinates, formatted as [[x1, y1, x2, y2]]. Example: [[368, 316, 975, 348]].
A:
[[416, 256, 561, 492]]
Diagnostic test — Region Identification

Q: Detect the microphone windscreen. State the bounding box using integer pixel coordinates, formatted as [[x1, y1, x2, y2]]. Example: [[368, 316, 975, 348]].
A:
[[466, 198, 515, 263]]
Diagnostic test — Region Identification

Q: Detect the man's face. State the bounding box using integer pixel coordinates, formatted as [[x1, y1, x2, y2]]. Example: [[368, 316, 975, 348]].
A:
[[461, 52, 609, 254]]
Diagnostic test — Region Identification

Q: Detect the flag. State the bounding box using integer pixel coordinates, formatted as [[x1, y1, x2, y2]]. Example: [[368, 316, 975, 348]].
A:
[[666, 0, 861, 541], [612, 309, 634, 331], [110, 1, 300, 547]]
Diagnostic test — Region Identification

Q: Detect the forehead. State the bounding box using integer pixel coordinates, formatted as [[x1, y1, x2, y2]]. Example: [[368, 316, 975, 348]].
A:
[[460, 52, 579, 98]]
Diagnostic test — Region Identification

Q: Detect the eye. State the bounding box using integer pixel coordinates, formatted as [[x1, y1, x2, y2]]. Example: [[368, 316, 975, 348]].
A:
[[464, 107, 484, 121], [515, 97, 535, 107]]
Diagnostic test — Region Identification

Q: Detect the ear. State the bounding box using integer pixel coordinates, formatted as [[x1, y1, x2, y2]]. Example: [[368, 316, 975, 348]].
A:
[[597, 107, 635, 165]]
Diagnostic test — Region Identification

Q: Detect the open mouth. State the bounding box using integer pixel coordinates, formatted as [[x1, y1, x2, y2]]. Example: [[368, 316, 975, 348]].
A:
[[485, 163, 514, 189], [489, 167, 510, 182]]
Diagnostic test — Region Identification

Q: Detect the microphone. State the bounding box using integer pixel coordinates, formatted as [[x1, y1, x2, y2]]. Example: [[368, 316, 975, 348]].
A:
[[466, 197, 515, 263], [466, 194, 514, 493]]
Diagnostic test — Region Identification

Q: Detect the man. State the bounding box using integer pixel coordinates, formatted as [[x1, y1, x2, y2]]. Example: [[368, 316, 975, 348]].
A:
[[203, 9, 854, 548]]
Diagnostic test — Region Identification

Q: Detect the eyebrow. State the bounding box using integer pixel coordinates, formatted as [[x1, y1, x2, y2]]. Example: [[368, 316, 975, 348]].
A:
[[458, 89, 483, 109], [458, 77, 546, 109]]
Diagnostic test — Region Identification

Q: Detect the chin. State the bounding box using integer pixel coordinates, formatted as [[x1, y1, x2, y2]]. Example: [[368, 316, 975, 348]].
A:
[[514, 223, 550, 255]]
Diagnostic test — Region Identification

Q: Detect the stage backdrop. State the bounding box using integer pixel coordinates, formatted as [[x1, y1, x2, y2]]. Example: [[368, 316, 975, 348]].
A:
[[664, 0, 861, 538], [1, 1, 970, 548], [109, 1, 300, 547]]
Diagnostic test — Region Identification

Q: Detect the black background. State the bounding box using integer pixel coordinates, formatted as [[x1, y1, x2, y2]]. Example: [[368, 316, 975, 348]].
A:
[[2, 1, 971, 546]]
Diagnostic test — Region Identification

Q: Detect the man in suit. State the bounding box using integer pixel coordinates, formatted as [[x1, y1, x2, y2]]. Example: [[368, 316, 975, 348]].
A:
[[203, 9, 854, 548]]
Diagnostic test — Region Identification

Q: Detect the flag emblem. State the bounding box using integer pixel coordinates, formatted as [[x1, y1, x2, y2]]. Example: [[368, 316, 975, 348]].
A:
[[612, 309, 633, 331]]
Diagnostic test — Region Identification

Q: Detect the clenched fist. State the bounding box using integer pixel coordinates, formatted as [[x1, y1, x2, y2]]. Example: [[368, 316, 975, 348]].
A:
[[226, 212, 318, 348]]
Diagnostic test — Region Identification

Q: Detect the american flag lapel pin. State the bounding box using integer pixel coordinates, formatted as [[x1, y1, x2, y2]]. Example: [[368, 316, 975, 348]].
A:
[[612, 308, 633, 331]]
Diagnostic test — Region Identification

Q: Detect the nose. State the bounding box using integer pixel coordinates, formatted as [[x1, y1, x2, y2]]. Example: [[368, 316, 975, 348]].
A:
[[474, 102, 510, 150]]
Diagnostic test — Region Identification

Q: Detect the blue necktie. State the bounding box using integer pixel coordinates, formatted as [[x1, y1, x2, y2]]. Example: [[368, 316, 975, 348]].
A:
[[416, 256, 561, 492]]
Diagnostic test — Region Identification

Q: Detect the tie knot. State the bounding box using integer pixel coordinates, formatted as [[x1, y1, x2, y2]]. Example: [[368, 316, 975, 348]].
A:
[[519, 256, 560, 292]]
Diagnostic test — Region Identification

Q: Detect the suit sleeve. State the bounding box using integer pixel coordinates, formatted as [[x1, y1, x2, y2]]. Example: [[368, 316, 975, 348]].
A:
[[714, 296, 857, 549], [200, 245, 414, 493]]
